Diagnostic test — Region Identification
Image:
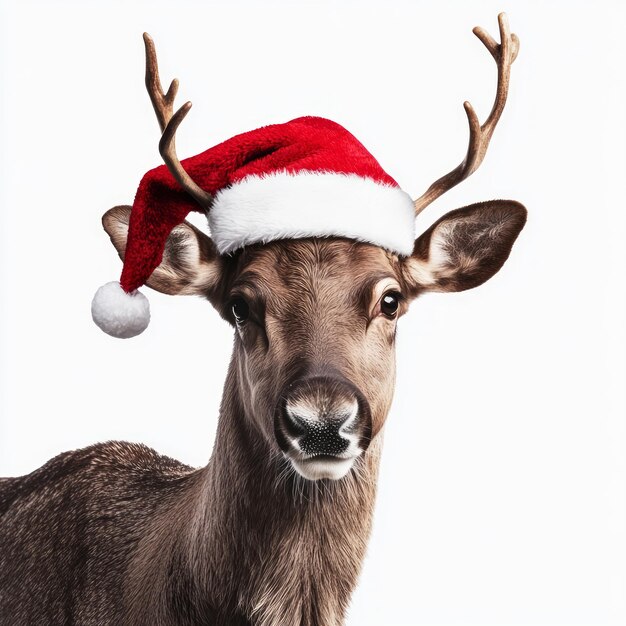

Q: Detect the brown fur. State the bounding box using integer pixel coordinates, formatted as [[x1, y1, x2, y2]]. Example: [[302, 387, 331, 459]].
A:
[[0, 200, 525, 624]]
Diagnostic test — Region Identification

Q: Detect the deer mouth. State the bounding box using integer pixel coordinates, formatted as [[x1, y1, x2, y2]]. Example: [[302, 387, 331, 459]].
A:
[[289, 453, 361, 481]]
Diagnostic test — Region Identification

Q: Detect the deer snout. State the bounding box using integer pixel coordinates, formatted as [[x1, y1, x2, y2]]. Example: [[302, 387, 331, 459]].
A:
[[275, 376, 371, 481]]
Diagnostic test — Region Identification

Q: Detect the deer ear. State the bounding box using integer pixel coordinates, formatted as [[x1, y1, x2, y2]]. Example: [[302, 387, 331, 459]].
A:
[[403, 200, 527, 295], [102, 206, 223, 298]]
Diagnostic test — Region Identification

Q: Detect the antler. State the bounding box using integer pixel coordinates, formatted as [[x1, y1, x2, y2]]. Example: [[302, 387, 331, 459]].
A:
[[413, 13, 520, 216], [143, 33, 213, 208]]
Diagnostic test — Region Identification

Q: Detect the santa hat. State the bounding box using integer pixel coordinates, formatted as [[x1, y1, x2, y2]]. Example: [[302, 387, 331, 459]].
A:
[[92, 116, 415, 338]]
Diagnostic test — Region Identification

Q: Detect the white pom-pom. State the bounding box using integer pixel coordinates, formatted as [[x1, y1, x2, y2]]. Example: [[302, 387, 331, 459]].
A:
[[91, 281, 150, 339]]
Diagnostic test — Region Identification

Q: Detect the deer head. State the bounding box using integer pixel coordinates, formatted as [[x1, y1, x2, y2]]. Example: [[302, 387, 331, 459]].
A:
[[101, 14, 525, 481]]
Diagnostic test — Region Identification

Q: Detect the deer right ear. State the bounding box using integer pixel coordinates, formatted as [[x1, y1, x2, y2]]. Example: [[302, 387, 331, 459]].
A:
[[403, 200, 527, 296], [102, 205, 223, 298]]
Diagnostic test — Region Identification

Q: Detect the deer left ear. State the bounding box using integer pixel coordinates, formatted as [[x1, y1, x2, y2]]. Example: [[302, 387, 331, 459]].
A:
[[102, 205, 223, 299], [403, 200, 527, 295]]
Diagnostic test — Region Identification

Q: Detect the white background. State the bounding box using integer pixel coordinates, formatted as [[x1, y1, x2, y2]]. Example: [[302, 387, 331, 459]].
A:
[[1, 1, 625, 624]]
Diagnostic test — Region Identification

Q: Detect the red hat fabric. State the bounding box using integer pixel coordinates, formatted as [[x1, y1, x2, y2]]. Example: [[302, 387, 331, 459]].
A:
[[92, 116, 415, 338]]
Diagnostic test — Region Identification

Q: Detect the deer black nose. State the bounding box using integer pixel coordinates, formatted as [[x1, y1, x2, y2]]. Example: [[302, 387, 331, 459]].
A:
[[276, 376, 364, 457], [286, 407, 354, 455]]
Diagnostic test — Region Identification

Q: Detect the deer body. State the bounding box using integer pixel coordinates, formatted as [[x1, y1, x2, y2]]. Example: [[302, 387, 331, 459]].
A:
[[0, 355, 378, 625], [1, 14, 526, 625]]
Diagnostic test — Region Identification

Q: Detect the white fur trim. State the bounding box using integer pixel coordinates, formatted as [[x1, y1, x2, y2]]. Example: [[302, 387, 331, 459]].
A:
[[208, 171, 416, 255], [91, 281, 150, 339]]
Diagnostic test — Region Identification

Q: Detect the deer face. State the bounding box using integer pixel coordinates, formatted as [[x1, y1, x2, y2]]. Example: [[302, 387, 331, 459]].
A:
[[103, 199, 526, 480], [222, 239, 403, 480]]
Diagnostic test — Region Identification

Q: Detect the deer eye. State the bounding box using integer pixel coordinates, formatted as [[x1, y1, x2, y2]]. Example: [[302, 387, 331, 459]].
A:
[[231, 297, 249, 324], [380, 292, 401, 319]]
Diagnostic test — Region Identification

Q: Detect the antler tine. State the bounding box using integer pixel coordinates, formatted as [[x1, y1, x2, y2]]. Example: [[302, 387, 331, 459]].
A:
[[413, 12, 519, 216], [143, 33, 213, 209], [143, 33, 179, 132]]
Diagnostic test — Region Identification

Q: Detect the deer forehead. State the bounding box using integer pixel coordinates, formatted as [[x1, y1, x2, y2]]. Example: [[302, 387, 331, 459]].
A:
[[231, 239, 402, 305]]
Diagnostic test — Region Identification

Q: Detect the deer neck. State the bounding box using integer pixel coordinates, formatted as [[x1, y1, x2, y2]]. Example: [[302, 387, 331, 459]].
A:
[[188, 358, 382, 624]]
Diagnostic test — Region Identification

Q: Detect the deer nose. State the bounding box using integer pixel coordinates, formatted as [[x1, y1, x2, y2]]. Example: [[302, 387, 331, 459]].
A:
[[285, 403, 356, 456], [277, 376, 364, 457]]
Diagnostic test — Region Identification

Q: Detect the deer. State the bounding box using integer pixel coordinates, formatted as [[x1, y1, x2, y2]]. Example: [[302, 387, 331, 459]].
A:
[[0, 13, 525, 626]]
